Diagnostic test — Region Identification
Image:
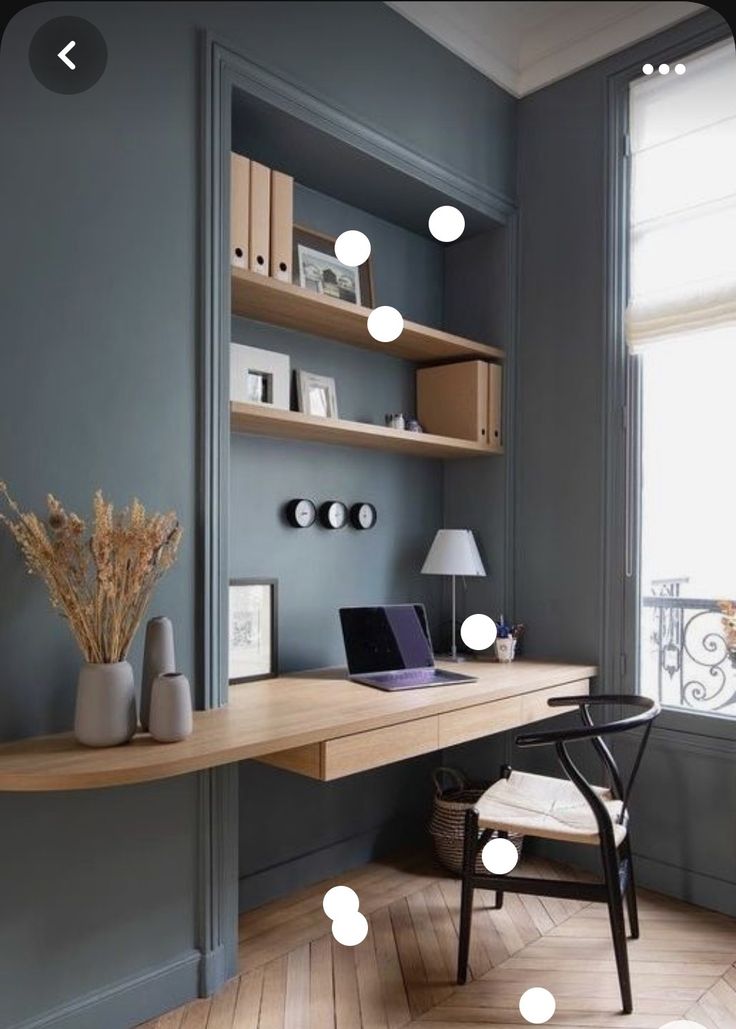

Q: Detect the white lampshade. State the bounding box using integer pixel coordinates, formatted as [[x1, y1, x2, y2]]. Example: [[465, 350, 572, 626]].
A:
[[421, 529, 486, 577]]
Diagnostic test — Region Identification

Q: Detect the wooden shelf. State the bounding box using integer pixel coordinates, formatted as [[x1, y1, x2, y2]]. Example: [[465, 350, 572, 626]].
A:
[[231, 267, 504, 364], [230, 402, 501, 459], [0, 662, 596, 791]]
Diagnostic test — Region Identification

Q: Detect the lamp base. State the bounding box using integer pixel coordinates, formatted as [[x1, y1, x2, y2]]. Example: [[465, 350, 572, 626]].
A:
[[435, 652, 471, 663]]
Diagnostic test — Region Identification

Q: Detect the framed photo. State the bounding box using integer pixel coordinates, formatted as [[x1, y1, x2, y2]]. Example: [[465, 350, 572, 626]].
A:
[[296, 370, 339, 419], [293, 225, 374, 308], [228, 579, 278, 684], [230, 343, 290, 410]]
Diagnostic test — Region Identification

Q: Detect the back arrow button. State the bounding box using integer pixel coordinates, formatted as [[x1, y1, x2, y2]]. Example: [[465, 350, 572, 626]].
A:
[[58, 40, 76, 70], [29, 17, 107, 94]]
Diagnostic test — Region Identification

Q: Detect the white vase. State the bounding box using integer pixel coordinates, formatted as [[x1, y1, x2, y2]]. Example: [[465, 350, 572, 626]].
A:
[[149, 673, 193, 743], [74, 661, 137, 747]]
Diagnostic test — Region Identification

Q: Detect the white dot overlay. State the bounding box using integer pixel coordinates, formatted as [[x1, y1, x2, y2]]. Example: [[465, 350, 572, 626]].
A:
[[367, 306, 404, 343], [322, 885, 359, 921], [642, 63, 654, 75], [519, 987, 556, 1024], [675, 63, 686, 75], [331, 911, 369, 947], [334, 230, 371, 267], [428, 205, 465, 243], [481, 836, 519, 875], [460, 613, 497, 651], [659, 63, 670, 75], [323, 886, 369, 947]]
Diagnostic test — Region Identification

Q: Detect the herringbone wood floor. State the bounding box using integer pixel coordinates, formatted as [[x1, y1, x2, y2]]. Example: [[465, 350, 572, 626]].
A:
[[138, 851, 736, 1028]]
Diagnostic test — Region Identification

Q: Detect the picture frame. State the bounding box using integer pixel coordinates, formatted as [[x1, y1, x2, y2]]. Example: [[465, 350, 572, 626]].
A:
[[228, 579, 278, 684], [293, 224, 374, 308], [230, 343, 290, 410], [296, 370, 339, 419]]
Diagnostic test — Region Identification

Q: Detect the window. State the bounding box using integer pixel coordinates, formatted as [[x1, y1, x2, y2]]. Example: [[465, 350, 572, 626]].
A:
[[627, 41, 736, 718]]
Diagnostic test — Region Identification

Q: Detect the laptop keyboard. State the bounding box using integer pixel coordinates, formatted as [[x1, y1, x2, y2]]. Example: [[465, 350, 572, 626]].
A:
[[370, 669, 439, 685]]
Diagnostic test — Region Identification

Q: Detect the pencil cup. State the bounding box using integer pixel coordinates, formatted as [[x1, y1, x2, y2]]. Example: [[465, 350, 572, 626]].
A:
[[495, 638, 516, 663]]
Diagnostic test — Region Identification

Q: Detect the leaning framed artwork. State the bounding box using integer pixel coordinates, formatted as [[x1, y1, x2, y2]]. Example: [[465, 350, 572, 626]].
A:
[[228, 579, 278, 683], [295, 370, 339, 419], [230, 343, 290, 410], [293, 225, 374, 307]]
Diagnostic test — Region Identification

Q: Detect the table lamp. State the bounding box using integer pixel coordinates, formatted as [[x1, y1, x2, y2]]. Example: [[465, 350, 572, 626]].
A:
[[421, 529, 486, 661]]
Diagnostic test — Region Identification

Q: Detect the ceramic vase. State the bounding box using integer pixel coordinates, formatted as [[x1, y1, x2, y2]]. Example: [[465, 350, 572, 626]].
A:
[[141, 616, 175, 730], [74, 661, 137, 747], [149, 673, 193, 743]]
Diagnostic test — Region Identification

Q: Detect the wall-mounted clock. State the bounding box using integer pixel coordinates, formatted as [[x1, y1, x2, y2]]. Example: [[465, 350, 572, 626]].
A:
[[350, 502, 377, 530], [319, 500, 348, 529], [286, 498, 316, 528]]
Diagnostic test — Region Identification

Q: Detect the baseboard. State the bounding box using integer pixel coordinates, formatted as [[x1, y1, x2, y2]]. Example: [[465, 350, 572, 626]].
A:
[[629, 851, 736, 918], [239, 819, 425, 913], [527, 838, 736, 918], [7, 950, 201, 1029], [198, 943, 227, 997]]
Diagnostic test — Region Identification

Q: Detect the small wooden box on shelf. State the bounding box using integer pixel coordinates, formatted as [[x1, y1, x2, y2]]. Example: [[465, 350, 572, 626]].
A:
[[417, 360, 503, 451]]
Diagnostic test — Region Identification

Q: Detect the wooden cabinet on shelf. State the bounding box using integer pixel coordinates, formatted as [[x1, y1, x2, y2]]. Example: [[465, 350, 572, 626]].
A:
[[417, 359, 503, 452]]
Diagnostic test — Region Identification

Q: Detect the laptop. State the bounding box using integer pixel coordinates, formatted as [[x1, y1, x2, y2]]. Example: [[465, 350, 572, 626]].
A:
[[339, 604, 477, 691]]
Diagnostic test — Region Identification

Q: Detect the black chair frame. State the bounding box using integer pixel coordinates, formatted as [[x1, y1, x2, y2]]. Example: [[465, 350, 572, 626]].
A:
[[457, 694, 660, 1014]]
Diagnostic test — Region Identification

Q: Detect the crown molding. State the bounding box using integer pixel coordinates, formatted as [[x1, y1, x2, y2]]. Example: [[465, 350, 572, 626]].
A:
[[386, 1, 705, 97]]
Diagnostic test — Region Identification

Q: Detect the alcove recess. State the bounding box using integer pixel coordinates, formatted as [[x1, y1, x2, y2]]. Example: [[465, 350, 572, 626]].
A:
[[229, 85, 515, 903], [229, 86, 511, 459]]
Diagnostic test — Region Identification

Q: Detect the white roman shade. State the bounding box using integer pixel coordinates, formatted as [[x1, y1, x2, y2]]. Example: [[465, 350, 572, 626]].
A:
[[626, 40, 736, 350]]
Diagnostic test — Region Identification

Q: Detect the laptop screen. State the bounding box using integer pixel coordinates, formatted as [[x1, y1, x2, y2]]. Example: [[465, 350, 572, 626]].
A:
[[339, 605, 434, 674]]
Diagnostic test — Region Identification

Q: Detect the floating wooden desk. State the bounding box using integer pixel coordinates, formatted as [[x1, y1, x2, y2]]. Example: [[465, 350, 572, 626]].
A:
[[0, 660, 595, 791]]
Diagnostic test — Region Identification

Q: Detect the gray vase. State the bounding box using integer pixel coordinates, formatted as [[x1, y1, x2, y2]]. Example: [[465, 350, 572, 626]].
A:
[[74, 661, 137, 747], [141, 616, 175, 730], [149, 673, 193, 743]]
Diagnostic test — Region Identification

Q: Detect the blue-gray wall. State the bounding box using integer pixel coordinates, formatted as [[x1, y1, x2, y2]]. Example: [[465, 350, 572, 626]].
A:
[[0, 4, 516, 1027]]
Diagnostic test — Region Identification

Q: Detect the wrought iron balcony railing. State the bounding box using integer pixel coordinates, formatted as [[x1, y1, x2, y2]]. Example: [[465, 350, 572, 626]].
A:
[[641, 590, 736, 715]]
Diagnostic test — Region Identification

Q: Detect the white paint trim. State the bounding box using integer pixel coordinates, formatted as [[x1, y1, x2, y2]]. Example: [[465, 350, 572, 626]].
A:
[[386, 1, 705, 97], [519, 1, 704, 95]]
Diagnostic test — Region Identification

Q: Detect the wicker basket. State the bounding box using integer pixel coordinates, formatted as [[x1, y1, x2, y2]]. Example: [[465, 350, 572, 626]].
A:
[[429, 766, 523, 876]]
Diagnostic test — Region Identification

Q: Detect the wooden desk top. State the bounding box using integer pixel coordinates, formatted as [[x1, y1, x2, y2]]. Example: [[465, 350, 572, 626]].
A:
[[0, 660, 596, 792]]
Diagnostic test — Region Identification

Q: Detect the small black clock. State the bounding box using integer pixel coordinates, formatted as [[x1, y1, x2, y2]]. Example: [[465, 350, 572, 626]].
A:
[[350, 502, 377, 530], [319, 500, 348, 529], [286, 498, 316, 528]]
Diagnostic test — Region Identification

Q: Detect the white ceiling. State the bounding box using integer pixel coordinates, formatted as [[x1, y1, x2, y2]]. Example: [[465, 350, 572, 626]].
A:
[[385, 1, 704, 96]]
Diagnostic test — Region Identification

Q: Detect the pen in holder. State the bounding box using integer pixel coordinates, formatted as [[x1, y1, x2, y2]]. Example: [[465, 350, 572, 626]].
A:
[[494, 616, 525, 662]]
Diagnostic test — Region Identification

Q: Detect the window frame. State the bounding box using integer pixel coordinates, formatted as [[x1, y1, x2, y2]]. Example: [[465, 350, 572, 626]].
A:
[[603, 20, 736, 745]]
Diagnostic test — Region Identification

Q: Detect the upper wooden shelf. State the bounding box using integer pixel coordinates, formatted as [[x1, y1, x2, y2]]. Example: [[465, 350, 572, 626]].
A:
[[0, 661, 595, 791], [231, 267, 504, 364], [230, 402, 499, 459]]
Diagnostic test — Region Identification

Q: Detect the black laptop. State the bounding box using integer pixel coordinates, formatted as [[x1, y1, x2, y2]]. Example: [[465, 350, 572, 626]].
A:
[[339, 604, 477, 690]]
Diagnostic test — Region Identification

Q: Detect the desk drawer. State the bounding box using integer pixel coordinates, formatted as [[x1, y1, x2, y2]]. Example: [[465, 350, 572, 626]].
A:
[[438, 679, 589, 749], [323, 716, 439, 779], [257, 715, 439, 781]]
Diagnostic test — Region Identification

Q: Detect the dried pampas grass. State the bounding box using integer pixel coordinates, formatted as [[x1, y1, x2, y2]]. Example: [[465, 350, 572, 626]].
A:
[[0, 483, 181, 664]]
